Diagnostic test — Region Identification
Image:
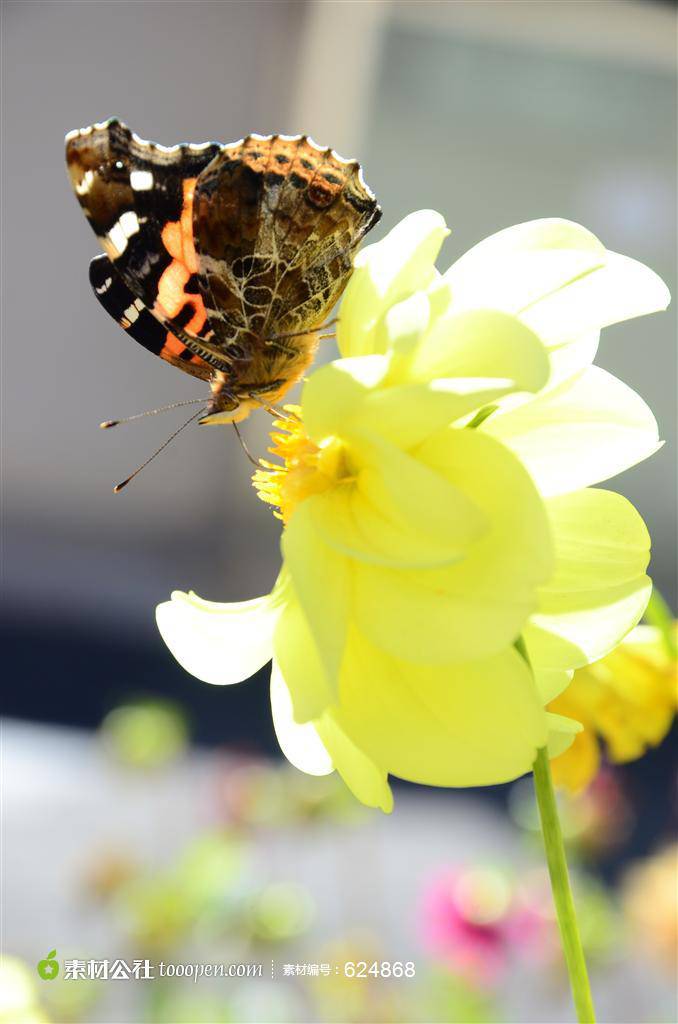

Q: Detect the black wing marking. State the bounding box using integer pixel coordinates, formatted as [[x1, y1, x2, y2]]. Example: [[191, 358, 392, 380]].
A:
[[89, 255, 212, 381]]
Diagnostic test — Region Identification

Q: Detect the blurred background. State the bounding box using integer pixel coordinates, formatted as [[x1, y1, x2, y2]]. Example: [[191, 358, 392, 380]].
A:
[[2, 2, 676, 1022]]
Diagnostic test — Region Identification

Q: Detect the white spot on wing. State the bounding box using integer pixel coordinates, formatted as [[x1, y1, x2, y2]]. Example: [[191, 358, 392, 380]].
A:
[[94, 276, 112, 295], [108, 222, 127, 254], [107, 210, 140, 255], [75, 169, 95, 195], [119, 210, 140, 237], [130, 169, 154, 191]]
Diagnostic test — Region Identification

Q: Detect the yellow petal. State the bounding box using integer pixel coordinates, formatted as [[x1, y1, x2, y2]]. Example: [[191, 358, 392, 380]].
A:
[[155, 589, 277, 686], [270, 663, 333, 775], [351, 428, 552, 662], [535, 670, 573, 703], [484, 366, 661, 496], [282, 502, 351, 684], [307, 356, 537, 454], [338, 210, 449, 358], [272, 590, 334, 721], [315, 712, 393, 812], [346, 378, 523, 451], [294, 426, 488, 574], [308, 487, 463, 571], [404, 309, 550, 395], [272, 654, 392, 809], [525, 575, 653, 671], [524, 488, 653, 671], [302, 354, 389, 442], [546, 712, 586, 762], [382, 290, 435, 362], [348, 429, 487, 557], [334, 628, 547, 787], [545, 488, 650, 592]]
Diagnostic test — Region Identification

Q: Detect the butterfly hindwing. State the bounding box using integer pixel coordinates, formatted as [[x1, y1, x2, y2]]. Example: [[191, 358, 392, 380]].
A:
[[192, 134, 381, 350], [89, 255, 212, 381]]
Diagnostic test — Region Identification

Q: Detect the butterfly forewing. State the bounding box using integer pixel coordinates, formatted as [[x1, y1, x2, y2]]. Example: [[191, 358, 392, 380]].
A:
[[66, 118, 225, 366]]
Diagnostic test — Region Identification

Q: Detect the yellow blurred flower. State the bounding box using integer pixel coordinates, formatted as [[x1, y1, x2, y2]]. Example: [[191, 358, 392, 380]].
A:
[[622, 844, 678, 974], [157, 212, 669, 811], [0, 957, 49, 1024], [550, 624, 677, 791]]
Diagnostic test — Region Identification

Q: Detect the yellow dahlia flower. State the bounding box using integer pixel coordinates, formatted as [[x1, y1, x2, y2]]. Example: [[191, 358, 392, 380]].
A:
[[157, 212, 669, 812], [550, 623, 677, 792]]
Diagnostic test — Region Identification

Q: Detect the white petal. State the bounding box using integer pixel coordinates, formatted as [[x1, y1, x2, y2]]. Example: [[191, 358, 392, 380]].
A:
[[545, 332, 600, 389], [484, 365, 661, 496], [270, 663, 333, 775], [444, 219, 606, 317], [156, 590, 277, 686], [521, 251, 671, 344]]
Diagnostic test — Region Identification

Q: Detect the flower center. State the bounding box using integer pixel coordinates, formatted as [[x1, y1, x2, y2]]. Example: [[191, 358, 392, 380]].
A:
[[252, 406, 348, 523]]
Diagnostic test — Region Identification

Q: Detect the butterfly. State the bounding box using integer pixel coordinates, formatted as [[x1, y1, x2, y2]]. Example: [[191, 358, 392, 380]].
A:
[[66, 119, 381, 439]]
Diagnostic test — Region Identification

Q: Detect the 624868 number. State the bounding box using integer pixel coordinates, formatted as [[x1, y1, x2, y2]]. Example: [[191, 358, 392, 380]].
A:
[[344, 961, 415, 978]]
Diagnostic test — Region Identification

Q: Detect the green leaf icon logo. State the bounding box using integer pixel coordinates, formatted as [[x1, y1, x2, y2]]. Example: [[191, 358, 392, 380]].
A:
[[37, 950, 59, 980]]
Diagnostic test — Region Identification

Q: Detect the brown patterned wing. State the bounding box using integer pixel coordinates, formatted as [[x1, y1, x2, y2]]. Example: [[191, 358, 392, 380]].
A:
[[191, 134, 381, 394]]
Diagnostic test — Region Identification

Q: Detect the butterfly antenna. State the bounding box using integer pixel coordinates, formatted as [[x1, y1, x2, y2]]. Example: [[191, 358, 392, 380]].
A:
[[113, 409, 203, 493], [100, 396, 207, 429], [232, 422, 260, 467]]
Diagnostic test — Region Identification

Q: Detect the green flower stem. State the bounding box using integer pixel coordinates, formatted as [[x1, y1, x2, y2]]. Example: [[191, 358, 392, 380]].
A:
[[514, 635, 595, 1022], [532, 746, 596, 1023]]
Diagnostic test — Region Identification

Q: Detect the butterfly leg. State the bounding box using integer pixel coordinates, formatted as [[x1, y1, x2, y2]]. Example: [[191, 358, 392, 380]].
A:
[[244, 382, 295, 421], [266, 317, 340, 343]]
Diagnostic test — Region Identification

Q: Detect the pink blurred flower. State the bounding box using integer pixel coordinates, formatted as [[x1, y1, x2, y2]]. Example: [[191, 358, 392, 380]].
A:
[[420, 866, 547, 986]]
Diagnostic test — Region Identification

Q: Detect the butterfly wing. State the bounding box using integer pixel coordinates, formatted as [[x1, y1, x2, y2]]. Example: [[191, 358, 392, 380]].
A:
[[89, 255, 212, 381], [191, 134, 381, 374], [66, 118, 227, 370]]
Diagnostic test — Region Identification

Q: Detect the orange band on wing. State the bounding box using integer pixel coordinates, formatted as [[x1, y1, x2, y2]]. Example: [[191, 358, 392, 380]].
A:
[[156, 177, 207, 335], [161, 179, 200, 273]]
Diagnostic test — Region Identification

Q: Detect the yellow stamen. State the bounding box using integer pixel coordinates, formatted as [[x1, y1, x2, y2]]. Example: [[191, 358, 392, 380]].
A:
[[252, 405, 348, 523]]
